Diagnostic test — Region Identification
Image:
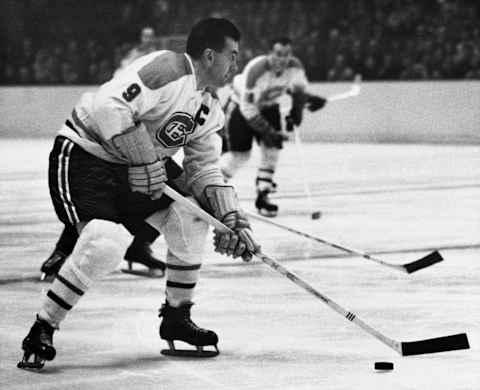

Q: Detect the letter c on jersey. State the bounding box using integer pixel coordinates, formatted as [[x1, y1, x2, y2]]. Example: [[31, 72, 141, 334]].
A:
[[156, 112, 195, 148]]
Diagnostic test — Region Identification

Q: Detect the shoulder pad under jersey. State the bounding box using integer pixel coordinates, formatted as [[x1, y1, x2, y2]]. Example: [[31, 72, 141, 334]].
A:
[[245, 56, 269, 89], [138, 52, 192, 90]]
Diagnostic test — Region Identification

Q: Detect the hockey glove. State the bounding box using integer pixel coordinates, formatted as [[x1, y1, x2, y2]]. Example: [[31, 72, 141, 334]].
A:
[[306, 94, 327, 112], [128, 160, 167, 199], [285, 115, 295, 132], [248, 114, 288, 149], [213, 210, 259, 261], [203, 185, 260, 261]]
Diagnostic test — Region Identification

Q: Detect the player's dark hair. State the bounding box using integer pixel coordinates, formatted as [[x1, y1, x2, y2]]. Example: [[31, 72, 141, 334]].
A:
[[270, 37, 292, 47], [186, 18, 240, 59]]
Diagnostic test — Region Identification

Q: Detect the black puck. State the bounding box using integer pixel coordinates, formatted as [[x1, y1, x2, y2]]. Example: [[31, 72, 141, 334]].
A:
[[311, 211, 321, 220], [374, 361, 394, 370]]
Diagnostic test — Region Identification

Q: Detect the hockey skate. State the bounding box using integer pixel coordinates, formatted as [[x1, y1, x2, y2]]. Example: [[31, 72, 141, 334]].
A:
[[158, 302, 219, 358], [17, 315, 56, 370], [121, 242, 166, 278], [255, 190, 278, 217], [40, 249, 67, 282]]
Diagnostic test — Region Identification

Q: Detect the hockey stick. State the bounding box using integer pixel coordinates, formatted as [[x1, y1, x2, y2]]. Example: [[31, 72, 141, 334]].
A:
[[327, 74, 362, 102], [245, 211, 443, 274], [163, 185, 469, 356], [292, 128, 321, 220]]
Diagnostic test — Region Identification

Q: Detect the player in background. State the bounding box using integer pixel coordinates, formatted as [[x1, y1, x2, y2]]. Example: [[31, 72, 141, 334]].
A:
[[114, 26, 158, 77], [19, 18, 259, 370], [220, 37, 327, 217], [40, 25, 164, 280]]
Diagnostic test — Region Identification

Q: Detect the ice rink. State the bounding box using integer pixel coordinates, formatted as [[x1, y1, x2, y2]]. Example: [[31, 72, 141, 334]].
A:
[[0, 138, 479, 390]]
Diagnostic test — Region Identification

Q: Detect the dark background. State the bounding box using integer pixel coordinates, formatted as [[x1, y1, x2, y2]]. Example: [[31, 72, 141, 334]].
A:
[[1, 0, 479, 84]]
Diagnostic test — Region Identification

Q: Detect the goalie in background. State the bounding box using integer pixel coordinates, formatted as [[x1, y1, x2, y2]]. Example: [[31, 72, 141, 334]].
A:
[[220, 37, 327, 217]]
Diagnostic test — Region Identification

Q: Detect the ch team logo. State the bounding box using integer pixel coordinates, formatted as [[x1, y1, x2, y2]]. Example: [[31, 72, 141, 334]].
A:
[[156, 112, 195, 148], [258, 86, 285, 105]]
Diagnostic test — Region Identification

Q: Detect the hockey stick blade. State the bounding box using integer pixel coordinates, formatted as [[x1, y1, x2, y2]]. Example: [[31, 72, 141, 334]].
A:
[[401, 333, 470, 356], [246, 210, 442, 274], [403, 250, 443, 274], [327, 75, 362, 102]]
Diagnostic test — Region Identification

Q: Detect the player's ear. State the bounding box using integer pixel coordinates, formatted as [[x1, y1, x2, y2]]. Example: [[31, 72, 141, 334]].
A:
[[202, 48, 214, 65]]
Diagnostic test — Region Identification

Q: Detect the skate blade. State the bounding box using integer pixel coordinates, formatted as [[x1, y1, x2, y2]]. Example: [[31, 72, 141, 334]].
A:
[[161, 347, 219, 358], [121, 268, 165, 278], [40, 273, 55, 283], [17, 354, 45, 370], [257, 210, 278, 218]]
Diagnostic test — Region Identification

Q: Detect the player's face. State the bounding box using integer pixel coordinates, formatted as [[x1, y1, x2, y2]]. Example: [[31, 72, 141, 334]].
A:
[[141, 28, 155, 45], [211, 37, 239, 87], [270, 43, 292, 74]]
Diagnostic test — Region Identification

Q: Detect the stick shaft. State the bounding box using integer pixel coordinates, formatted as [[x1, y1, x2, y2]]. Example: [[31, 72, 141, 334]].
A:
[[327, 90, 358, 102], [246, 211, 405, 272], [293, 128, 316, 215], [163, 185, 402, 354], [327, 77, 361, 102]]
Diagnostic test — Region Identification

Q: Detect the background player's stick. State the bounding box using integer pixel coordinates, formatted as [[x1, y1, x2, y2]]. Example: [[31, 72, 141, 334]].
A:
[[327, 74, 362, 102], [163, 185, 469, 356], [245, 211, 443, 274], [292, 128, 321, 220]]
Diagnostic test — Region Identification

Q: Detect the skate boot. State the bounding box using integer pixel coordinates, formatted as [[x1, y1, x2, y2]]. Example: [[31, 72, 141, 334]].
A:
[[158, 302, 219, 357], [40, 249, 67, 282], [122, 242, 166, 278], [255, 190, 278, 217], [17, 315, 56, 370]]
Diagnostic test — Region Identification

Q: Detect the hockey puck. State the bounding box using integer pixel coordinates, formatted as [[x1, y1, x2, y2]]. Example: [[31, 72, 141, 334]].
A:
[[311, 211, 322, 220], [374, 361, 394, 371]]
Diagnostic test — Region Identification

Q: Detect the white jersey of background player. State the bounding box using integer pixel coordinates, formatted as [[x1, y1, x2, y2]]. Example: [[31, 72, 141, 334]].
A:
[[232, 53, 308, 115], [220, 37, 325, 217]]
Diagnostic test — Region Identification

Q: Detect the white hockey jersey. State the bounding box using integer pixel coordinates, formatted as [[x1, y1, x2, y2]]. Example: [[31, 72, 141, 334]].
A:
[[232, 55, 308, 120], [59, 50, 225, 197]]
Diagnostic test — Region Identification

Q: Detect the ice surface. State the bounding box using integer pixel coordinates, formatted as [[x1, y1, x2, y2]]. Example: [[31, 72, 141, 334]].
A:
[[1, 139, 479, 390]]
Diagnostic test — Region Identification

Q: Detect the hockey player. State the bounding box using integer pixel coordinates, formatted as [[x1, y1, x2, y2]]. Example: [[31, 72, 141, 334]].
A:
[[18, 18, 259, 370], [220, 37, 327, 217]]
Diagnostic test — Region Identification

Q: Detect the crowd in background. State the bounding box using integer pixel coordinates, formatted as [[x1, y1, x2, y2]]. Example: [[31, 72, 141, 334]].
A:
[[1, 0, 479, 84]]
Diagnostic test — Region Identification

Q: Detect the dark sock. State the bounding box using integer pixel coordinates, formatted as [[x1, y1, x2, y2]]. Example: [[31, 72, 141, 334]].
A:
[[132, 222, 160, 246]]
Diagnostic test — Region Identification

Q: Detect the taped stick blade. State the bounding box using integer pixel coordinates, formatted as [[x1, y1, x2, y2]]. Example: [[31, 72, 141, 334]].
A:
[[401, 333, 469, 356], [403, 251, 443, 273]]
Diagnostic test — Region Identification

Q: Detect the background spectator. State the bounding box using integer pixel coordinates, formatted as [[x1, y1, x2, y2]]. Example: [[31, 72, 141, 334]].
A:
[[1, 0, 479, 84]]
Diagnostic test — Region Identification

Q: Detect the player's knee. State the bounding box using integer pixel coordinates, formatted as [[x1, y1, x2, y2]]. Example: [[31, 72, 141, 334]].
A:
[[72, 219, 131, 278], [151, 200, 209, 264]]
